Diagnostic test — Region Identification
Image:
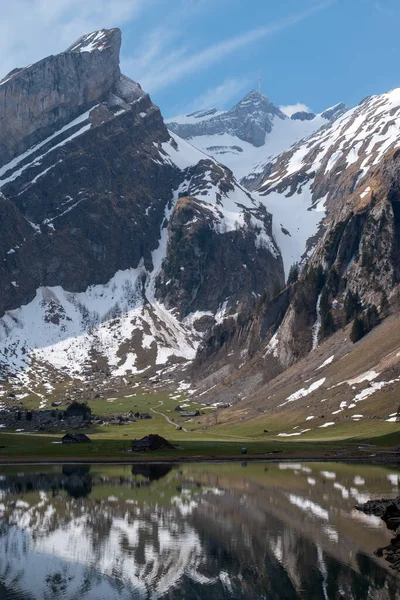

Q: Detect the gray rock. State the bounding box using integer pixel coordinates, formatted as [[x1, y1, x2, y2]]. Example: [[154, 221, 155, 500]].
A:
[[168, 90, 286, 148], [291, 111, 316, 121], [320, 102, 347, 121], [0, 28, 284, 382], [0, 28, 122, 168]]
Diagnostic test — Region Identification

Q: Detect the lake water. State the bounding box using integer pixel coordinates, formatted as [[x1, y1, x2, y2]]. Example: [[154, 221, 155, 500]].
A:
[[0, 462, 399, 599]]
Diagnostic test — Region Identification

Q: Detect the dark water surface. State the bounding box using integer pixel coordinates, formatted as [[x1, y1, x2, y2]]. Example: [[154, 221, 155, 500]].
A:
[[0, 462, 399, 599]]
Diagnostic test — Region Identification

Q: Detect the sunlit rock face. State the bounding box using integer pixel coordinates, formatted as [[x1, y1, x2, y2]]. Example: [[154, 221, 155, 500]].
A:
[[0, 463, 399, 599], [0, 29, 123, 166]]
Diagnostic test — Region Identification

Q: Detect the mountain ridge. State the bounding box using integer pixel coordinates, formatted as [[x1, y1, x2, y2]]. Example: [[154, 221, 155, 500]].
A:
[[0, 28, 283, 387], [167, 91, 347, 182], [0, 27, 399, 441]]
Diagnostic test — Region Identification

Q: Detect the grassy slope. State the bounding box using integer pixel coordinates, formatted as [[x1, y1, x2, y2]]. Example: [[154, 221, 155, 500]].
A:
[[0, 384, 399, 461], [1, 314, 400, 462], [199, 314, 400, 441]]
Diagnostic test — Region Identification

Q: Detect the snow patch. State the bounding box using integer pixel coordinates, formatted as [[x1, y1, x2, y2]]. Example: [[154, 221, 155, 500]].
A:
[[280, 378, 326, 407], [317, 355, 334, 370]]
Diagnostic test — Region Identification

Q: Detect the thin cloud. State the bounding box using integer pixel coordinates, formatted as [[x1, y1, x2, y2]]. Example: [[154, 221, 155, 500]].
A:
[[126, 1, 336, 93], [168, 77, 251, 119], [0, 0, 149, 77], [372, 0, 400, 15], [280, 103, 312, 117]]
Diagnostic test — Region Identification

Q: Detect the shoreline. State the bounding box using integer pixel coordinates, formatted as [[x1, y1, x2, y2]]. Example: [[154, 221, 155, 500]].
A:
[[0, 453, 399, 465]]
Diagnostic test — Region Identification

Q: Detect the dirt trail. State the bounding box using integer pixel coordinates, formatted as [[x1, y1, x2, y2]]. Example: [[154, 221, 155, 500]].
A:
[[150, 401, 189, 432], [150, 402, 255, 440]]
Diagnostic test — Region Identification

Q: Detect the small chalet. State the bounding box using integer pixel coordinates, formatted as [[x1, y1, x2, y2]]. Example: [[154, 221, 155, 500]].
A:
[[131, 437, 152, 452], [62, 433, 91, 444], [75, 433, 91, 443], [133, 412, 152, 420], [131, 434, 174, 452], [180, 410, 200, 418]]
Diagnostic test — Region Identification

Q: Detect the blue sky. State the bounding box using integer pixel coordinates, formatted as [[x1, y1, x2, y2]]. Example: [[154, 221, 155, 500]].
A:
[[2, 0, 400, 118]]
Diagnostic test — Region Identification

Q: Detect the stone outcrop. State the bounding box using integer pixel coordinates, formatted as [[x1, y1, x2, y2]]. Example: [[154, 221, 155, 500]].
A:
[[358, 496, 400, 573], [0, 89, 179, 316]]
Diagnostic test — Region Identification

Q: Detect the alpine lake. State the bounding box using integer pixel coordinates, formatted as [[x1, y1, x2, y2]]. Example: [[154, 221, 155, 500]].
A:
[[0, 461, 399, 599]]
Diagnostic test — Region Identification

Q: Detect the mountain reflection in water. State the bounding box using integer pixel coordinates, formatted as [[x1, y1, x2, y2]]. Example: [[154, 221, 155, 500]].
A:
[[0, 462, 399, 599]]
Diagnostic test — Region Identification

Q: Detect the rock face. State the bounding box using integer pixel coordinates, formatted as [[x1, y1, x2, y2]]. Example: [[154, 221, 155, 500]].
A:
[[0, 30, 283, 380], [250, 91, 400, 368], [0, 29, 123, 167], [168, 90, 286, 147], [358, 497, 400, 573], [291, 111, 316, 121], [155, 159, 282, 320], [0, 89, 176, 316], [190, 88, 400, 406], [167, 92, 347, 183]]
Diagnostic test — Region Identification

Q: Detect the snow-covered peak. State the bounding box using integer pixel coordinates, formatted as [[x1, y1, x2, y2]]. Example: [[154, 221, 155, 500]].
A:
[[169, 90, 284, 128], [168, 103, 329, 182], [232, 89, 285, 116], [167, 89, 286, 148], [67, 28, 121, 54], [166, 91, 349, 185], [259, 88, 400, 195], [320, 101, 347, 121], [251, 87, 400, 276]]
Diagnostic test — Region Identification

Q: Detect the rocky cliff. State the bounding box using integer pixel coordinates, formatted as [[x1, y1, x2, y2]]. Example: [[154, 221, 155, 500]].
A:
[[190, 89, 400, 411], [253, 90, 400, 369], [0, 29, 123, 166], [0, 29, 283, 383]]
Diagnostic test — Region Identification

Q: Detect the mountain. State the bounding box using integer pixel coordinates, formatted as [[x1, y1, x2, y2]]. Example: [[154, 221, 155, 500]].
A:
[[0, 29, 283, 385], [251, 88, 400, 275], [252, 89, 400, 365], [0, 27, 399, 439], [167, 92, 347, 181], [192, 88, 400, 430]]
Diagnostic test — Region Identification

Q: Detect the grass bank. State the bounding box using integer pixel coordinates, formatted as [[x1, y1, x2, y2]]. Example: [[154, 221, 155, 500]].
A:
[[1, 387, 399, 463]]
